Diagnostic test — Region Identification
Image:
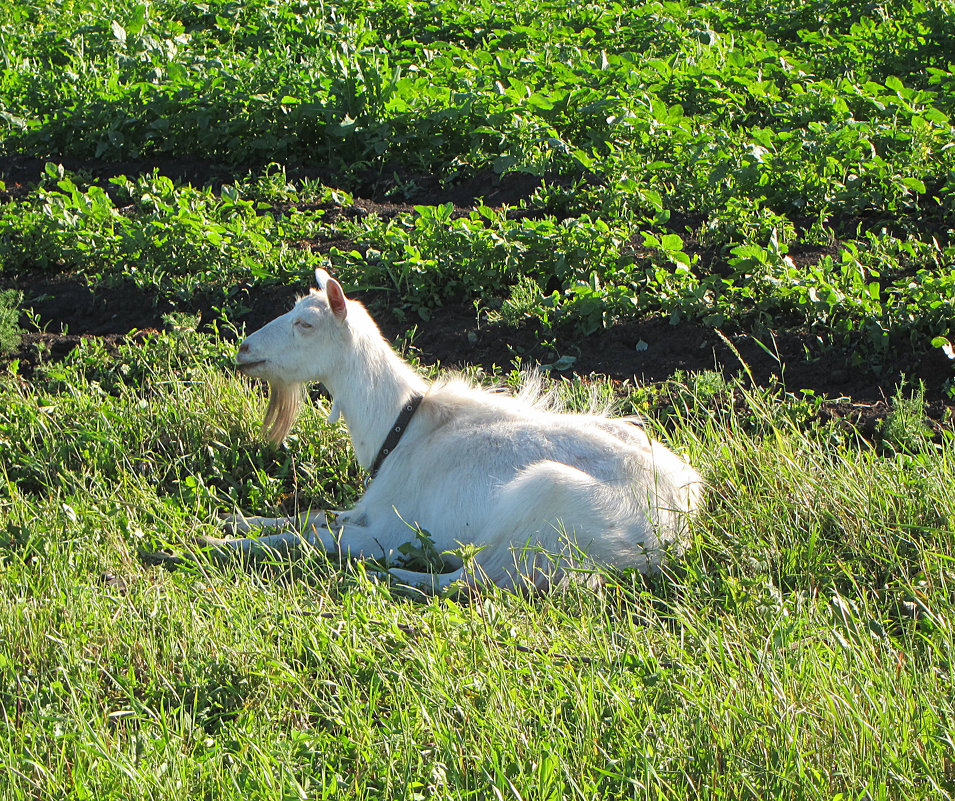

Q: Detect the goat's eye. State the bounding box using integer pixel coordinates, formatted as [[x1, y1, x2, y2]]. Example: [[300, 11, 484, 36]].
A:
[[294, 320, 313, 331]]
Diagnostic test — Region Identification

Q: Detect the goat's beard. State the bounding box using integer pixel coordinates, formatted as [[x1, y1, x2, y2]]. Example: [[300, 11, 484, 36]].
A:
[[262, 381, 303, 445]]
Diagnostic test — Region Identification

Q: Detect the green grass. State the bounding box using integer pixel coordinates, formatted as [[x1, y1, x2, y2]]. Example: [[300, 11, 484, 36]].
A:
[[1, 333, 953, 799]]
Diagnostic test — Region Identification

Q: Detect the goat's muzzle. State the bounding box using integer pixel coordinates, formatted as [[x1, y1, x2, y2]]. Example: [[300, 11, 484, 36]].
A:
[[235, 342, 266, 374], [235, 351, 268, 378], [235, 358, 267, 375]]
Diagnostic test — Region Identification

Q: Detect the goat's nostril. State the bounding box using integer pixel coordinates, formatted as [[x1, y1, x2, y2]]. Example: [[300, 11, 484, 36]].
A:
[[238, 343, 250, 354]]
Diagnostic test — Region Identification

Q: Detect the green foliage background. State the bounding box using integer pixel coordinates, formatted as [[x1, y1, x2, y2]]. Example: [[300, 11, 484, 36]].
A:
[[1, 0, 954, 362]]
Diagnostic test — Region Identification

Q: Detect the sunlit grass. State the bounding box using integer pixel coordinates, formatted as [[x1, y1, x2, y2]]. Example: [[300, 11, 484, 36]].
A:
[[0, 333, 952, 799]]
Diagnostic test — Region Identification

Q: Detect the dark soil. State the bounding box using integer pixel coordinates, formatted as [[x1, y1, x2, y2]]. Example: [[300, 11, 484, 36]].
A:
[[3, 155, 954, 439]]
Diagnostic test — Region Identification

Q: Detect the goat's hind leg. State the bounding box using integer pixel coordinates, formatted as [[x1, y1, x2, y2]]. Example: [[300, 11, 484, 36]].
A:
[[383, 566, 471, 595]]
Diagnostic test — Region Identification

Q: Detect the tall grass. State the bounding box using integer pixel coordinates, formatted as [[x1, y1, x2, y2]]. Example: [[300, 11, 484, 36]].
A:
[[1, 333, 952, 799]]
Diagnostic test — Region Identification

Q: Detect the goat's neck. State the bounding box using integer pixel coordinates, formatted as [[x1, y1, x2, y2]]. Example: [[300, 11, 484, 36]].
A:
[[323, 330, 427, 470]]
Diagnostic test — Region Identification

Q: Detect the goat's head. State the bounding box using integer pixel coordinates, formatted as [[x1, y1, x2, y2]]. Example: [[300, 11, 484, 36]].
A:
[[236, 268, 350, 442]]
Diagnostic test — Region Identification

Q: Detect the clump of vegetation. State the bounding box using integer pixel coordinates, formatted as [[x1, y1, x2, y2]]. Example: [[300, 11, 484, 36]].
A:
[[880, 380, 934, 454], [0, 289, 23, 356], [0, 0, 950, 365], [490, 274, 547, 327]]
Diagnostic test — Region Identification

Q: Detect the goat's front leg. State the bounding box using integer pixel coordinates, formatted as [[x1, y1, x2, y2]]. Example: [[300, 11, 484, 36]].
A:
[[202, 513, 398, 564], [200, 518, 471, 595], [204, 507, 339, 558], [199, 520, 338, 560], [219, 509, 339, 535]]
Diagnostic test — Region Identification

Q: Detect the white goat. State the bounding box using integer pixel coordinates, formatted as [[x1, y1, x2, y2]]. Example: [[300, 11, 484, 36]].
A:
[[204, 269, 703, 593]]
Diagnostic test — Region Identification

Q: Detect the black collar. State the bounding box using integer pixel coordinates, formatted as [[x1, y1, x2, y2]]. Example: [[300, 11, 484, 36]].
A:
[[367, 393, 424, 479]]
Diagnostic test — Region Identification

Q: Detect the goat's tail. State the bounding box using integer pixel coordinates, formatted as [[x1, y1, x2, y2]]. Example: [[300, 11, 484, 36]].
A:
[[262, 381, 303, 444]]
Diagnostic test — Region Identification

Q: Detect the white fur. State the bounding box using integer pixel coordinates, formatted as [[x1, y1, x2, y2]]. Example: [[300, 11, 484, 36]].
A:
[[215, 269, 703, 593]]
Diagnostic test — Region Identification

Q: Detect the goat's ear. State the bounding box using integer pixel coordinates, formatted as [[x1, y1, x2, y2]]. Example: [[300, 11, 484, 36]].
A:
[[315, 268, 348, 320], [325, 276, 348, 321], [314, 267, 332, 290]]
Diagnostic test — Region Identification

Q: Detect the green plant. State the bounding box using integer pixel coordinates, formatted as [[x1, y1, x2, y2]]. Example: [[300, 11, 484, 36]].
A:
[[880, 380, 933, 455], [0, 289, 23, 356], [492, 274, 547, 327], [0, 168, 324, 298]]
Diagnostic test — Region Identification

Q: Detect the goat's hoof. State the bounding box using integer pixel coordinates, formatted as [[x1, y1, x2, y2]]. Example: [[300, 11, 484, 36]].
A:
[[193, 534, 242, 565], [218, 513, 252, 535], [196, 534, 231, 551], [139, 548, 187, 571]]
